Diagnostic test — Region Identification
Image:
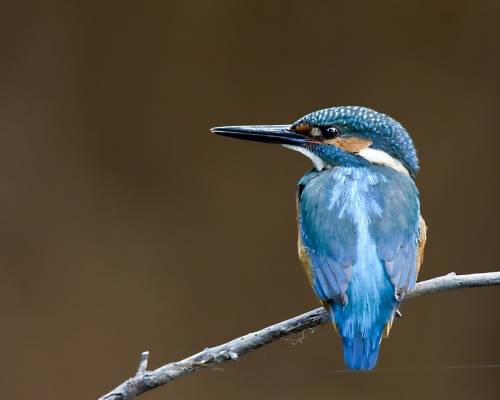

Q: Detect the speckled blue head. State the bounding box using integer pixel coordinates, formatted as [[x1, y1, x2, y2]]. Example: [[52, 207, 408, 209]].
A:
[[292, 106, 419, 175], [212, 105, 419, 177]]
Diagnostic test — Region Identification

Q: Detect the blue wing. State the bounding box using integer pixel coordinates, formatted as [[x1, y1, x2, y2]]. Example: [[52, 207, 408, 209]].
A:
[[298, 170, 357, 305], [368, 169, 420, 299], [298, 167, 421, 304]]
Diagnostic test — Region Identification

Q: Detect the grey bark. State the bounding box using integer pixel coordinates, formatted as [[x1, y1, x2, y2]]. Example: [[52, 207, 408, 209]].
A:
[[98, 271, 500, 400]]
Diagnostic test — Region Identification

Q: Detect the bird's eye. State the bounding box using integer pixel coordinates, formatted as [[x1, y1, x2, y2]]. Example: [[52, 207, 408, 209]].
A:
[[323, 126, 340, 139]]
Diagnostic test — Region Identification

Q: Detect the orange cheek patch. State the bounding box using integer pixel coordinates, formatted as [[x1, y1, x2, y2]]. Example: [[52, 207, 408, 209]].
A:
[[294, 123, 311, 134], [327, 137, 372, 153]]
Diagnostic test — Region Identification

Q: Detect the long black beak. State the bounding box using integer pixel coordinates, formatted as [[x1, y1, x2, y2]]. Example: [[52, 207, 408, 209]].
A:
[[210, 125, 307, 146]]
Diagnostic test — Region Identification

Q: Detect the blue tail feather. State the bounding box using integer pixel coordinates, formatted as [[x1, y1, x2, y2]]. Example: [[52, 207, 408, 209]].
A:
[[342, 332, 382, 370], [329, 273, 397, 370]]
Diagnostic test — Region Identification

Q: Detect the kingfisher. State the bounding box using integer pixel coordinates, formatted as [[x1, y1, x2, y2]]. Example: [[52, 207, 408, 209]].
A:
[[211, 106, 427, 370]]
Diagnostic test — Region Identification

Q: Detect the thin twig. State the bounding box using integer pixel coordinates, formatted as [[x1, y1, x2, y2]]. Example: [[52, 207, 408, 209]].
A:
[[98, 271, 500, 400], [136, 352, 149, 376]]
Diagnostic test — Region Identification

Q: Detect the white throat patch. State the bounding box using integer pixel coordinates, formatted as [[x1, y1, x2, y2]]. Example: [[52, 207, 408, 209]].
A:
[[282, 144, 409, 175], [282, 145, 329, 171], [358, 148, 409, 175]]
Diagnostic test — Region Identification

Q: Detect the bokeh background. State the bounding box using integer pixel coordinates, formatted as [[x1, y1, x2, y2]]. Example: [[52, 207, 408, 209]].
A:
[[1, 1, 499, 399]]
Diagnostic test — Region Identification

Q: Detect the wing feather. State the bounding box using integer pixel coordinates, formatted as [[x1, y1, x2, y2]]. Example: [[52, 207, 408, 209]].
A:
[[297, 167, 422, 305], [368, 170, 421, 300], [297, 171, 357, 304]]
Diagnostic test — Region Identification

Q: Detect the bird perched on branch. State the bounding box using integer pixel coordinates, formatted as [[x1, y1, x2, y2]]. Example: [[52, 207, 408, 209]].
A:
[[211, 106, 426, 370]]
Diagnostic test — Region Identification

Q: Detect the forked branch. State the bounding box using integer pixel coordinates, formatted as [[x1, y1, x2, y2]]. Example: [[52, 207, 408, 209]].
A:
[[98, 271, 500, 400]]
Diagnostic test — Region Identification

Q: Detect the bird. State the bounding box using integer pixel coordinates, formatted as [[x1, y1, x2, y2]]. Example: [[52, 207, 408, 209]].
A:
[[211, 106, 427, 370]]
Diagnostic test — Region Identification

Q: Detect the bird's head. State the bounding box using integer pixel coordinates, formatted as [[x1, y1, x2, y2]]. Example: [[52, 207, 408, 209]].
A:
[[211, 106, 419, 176]]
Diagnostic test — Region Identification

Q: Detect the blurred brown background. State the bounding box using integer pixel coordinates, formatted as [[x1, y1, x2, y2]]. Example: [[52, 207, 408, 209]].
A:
[[1, 1, 499, 399]]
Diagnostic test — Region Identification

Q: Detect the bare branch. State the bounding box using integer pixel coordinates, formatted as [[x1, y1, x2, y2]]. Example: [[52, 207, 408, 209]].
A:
[[98, 271, 500, 400], [136, 352, 149, 376]]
